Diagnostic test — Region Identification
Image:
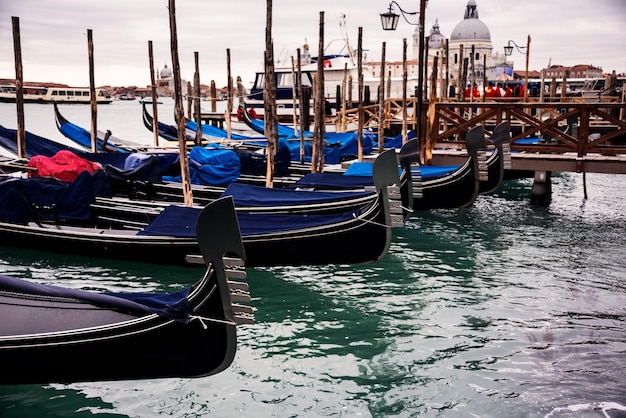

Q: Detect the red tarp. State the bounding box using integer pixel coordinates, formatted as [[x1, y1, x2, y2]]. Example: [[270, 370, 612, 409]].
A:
[[28, 150, 101, 182]]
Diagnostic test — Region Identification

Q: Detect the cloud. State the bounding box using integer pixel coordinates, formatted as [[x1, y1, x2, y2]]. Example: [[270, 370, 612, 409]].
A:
[[1, 0, 625, 87]]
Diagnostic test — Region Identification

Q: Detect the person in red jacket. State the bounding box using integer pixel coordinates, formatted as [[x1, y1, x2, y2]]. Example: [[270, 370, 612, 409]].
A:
[[503, 84, 513, 97], [485, 82, 500, 98]]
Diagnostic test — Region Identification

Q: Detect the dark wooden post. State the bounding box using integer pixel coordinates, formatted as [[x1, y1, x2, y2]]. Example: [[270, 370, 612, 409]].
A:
[[194, 51, 202, 145], [335, 84, 341, 131], [456, 44, 464, 101], [11, 17, 25, 159], [210, 80, 217, 113], [311, 11, 325, 173], [425, 56, 438, 165], [348, 75, 353, 109], [297, 48, 306, 163], [226, 48, 233, 141], [378, 41, 386, 153], [168, 0, 193, 206], [87, 29, 97, 153], [357, 26, 363, 161], [341, 63, 347, 131], [148, 40, 159, 146], [402, 38, 408, 146], [264, 0, 277, 187], [186, 81, 192, 119]]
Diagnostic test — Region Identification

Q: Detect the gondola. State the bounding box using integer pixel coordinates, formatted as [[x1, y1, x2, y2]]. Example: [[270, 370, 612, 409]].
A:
[[0, 196, 253, 385], [0, 149, 402, 267], [53, 102, 139, 152], [399, 125, 485, 210]]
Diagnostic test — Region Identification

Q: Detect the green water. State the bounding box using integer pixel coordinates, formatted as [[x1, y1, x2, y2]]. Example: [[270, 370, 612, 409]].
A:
[[1, 173, 625, 417]]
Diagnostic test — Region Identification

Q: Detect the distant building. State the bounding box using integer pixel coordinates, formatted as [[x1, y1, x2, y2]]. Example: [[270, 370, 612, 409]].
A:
[[446, 0, 510, 86], [542, 64, 603, 79], [156, 65, 174, 97]]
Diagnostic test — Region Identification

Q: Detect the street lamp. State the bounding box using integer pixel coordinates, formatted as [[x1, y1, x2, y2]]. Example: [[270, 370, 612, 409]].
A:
[[503, 40, 525, 56], [379, 1, 419, 31], [379, 0, 427, 152], [503, 35, 531, 102]]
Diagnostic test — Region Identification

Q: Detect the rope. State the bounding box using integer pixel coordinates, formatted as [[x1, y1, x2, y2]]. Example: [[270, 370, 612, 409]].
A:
[[352, 212, 391, 229], [188, 315, 237, 328]]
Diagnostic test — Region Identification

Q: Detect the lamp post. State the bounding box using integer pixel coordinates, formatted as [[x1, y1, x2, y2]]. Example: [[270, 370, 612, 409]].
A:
[[504, 35, 531, 102], [379, 0, 427, 147]]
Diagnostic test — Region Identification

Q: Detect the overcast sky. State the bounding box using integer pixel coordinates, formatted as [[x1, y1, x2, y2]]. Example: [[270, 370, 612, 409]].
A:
[[2, 0, 625, 88]]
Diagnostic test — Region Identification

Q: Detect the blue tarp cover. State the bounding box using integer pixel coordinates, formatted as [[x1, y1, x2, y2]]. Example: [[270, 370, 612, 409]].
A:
[[294, 173, 375, 189], [163, 146, 240, 186], [413, 165, 461, 180], [0, 125, 77, 158], [220, 182, 370, 207], [57, 120, 128, 153], [513, 137, 541, 145], [186, 120, 254, 141], [245, 118, 374, 162], [371, 130, 416, 149], [138, 203, 359, 237], [0, 274, 194, 321], [0, 171, 95, 223]]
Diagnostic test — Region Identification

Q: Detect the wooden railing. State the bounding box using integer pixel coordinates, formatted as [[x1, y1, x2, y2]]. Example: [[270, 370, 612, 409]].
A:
[[333, 98, 626, 166]]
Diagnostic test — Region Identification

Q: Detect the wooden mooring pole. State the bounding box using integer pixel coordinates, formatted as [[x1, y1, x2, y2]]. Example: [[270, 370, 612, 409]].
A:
[[87, 29, 97, 153], [264, 0, 277, 187], [11, 16, 25, 159], [168, 0, 193, 206], [148, 40, 159, 147]]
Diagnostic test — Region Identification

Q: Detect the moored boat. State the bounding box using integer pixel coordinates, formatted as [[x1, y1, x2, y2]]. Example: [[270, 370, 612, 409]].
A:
[[0, 148, 402, 267], [0, 196, 253, 385], [0, 84, 113, 104], [399, 125, 485, 210]]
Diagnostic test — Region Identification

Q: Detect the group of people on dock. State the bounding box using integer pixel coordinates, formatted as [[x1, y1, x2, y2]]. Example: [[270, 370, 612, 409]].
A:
[[464, 82, 525, 100]]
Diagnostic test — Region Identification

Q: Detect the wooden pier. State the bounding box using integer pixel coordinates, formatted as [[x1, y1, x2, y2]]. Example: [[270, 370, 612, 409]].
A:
[[332, 97, 626, 203], [335, 98, 626, 174]]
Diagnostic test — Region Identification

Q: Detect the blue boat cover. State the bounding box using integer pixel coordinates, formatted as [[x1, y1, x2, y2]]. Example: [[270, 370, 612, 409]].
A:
[[0, 171, 95, 223], [163, 146, 240, 186], [186, 120, 255, 141], [412, 165, 461, 180], [0, 125, 77, 158], [294, 173, 375, 189], [0, 125, 159, 172], [57, 119, 129, 153], [245, 118, 373, 162], [513, 137, 541, 145], [137, 205, 199, 237], [343, 162, 374, 177], [0, 274, 195, 322], [220, 182, 371, 207], [138, 204, 359, 237], [371, 130, 416, 149]]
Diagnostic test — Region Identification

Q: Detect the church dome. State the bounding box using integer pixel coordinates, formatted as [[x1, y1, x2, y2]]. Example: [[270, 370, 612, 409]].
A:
[[450, 0, 490, 42], [428, 20, 446, 49], [160, 65, 172, 79]]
